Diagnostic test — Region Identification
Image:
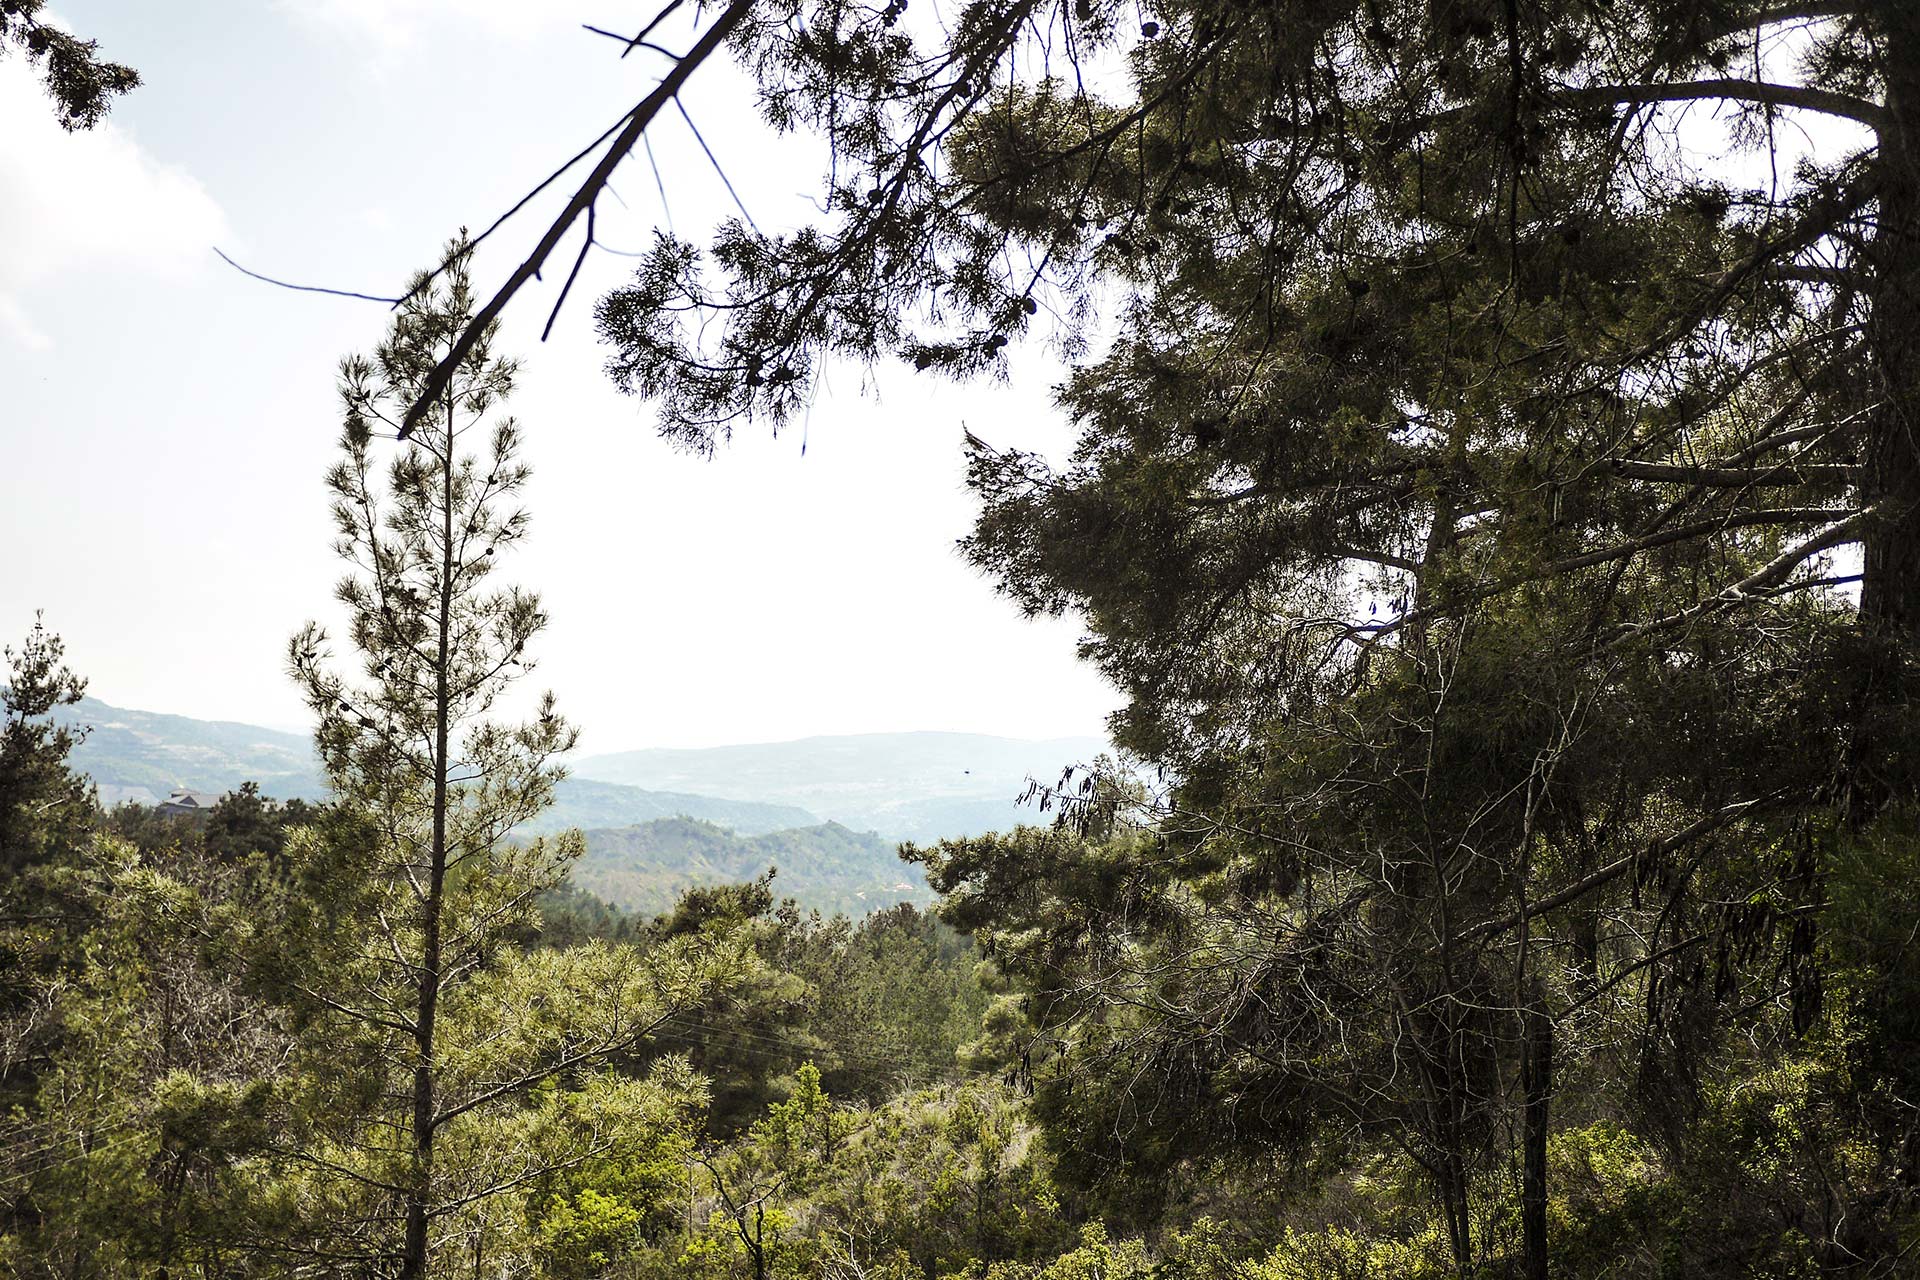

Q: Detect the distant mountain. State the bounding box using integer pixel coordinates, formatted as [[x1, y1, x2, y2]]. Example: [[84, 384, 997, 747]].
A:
[[62, 696, 323, 806], [562, 817, 931, 918], [44, 698, 1079, 913], [572, 731, 1109, 842], [55, 696, 820, 836], [527, 781, 817, 838], [49, 697, 1099, 844]]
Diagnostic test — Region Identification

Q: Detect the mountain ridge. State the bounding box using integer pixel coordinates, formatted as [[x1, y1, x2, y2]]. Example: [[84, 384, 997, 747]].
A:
[[573, 729, 1108, 841], [55, 696, 820, 835], [50, 696, 1098, 842]]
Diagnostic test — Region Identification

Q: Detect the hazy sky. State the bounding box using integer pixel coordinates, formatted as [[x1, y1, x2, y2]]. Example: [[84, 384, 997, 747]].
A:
[[0, 1, 1119, 750]]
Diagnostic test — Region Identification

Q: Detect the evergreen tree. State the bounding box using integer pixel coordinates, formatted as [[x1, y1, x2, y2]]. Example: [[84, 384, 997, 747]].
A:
[[2, 836, 278, 1279], [278, 244, 752, 1278], [598, 0, 1895, 676], [591, 0, 1913, 807], [0, 617, 95, 1125], [582, 6, 1920, 1271], [0, 615, 91, 878]]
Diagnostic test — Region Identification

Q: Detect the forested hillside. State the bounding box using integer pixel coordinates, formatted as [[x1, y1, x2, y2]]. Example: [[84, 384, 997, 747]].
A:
[[558, 817, 931, 917], [523, 782, 820, 839], [62, 696, 322, 805], [57, 696, 1084, 841]]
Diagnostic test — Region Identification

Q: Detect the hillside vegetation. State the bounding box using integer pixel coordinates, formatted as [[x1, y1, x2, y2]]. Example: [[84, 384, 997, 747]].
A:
[[62, 696, 322, 805], [561, 817, 931, 918], [55, 696, 1093, 842]]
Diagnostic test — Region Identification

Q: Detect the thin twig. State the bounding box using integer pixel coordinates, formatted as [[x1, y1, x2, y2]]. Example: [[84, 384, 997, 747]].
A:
[[585, 0, 687, 59], [675, 98, 760, 233], [400, 0, 757, 437], [583, 25, 684, 59], [542, 205, 596, 341], [211, 248, 402, 303], [645, 132, 676, 236]]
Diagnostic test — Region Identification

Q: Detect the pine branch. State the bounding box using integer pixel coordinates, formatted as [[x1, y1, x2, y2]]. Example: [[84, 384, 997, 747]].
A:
[[1549, 506, 1860, 573], [400, 0, 757, 438], [1607, 459, 1859, 486], [1460, 792, 1790, 944], [427, 1010, 679, 1131], [1561, 78, 1885, 132]]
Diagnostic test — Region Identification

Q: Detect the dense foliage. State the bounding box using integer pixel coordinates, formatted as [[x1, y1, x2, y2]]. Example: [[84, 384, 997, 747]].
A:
[[585, 0, 1920, 1273]]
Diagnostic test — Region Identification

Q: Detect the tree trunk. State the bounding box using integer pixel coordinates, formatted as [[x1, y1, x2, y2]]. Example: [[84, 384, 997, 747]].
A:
[[401, 406, 457, 1280], [1424, 1032, 1475, 1277], [1857, 3, 1920, 812], [1521, 1008, 1553, 1280], [1438, 1149, 1473, 1277]]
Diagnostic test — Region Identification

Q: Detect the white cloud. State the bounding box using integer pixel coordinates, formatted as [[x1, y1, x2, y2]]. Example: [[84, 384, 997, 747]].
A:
[[276, 0, 563, 51], [0, 296, 50, 352], [0, 59, 227, 349]]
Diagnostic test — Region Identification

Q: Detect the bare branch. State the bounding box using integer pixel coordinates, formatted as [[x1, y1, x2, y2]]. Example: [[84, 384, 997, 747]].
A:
[[1550, 507, 1860, 574], [400, 0, 757, 438]]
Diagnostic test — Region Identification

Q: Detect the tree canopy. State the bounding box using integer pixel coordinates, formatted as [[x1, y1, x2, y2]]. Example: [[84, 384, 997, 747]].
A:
[[1, 1, 138, 129]]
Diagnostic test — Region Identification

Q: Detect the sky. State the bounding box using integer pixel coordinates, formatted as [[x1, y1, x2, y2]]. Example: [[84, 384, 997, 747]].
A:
[[0, 1, 1120, 751]]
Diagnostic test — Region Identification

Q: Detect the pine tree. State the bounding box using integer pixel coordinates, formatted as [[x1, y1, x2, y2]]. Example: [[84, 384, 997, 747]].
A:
[[285, 245, 578, 1278], [595, 0, 1910, 790], [0, 615, 91, 879], [581, 8, 1920, 1271], [278, 244, 758, 1278]]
